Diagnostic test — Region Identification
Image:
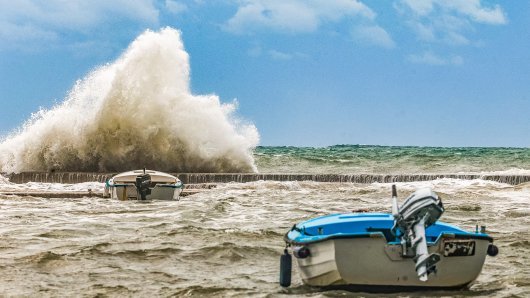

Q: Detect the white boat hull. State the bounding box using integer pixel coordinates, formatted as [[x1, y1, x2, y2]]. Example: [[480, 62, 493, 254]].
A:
[[110, 184, 182, 200], [295, 235, 489, 288]]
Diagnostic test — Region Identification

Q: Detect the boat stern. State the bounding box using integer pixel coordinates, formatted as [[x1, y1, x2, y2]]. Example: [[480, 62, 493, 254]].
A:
[[105, 170, 184, 200]]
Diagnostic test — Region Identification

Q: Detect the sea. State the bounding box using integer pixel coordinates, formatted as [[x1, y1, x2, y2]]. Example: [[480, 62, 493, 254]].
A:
[[0, 28, 528, 297], [1, 145, 529, 297]]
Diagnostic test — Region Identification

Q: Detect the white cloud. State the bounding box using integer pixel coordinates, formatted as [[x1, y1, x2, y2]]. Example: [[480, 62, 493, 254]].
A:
[[401, 0, 506, 24], [165, 0, 187, 15], [0, 0, 159, 49], [396, 0, 507, 45], [0, 21, 57, 44], [224, 0, 375, 34], [2, 0, 158, 29], [225, 0, 395, 49], [400, 0, 434, 16], [268, 49, 308, 61], [440, 0, 506, 24], [353, 25, 395, 48], [408, 51, 463, 65], [269, 50, 293, 60]]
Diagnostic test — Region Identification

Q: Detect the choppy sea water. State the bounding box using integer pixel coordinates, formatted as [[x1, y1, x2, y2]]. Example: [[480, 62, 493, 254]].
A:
[[1, 177, 529, 297], [254, 145, 530, 174]]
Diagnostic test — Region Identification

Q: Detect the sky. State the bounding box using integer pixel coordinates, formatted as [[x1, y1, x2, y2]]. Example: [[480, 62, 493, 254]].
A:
[[0, 0, 529, 147]]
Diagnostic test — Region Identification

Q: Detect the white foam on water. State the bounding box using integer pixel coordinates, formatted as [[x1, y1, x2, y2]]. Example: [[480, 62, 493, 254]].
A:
[[0, 181, 104, 193], [477, 168, 530, 176], [371, 178, 513, 196], [0, 27, 259, 173], [0, 174, 11, 185]]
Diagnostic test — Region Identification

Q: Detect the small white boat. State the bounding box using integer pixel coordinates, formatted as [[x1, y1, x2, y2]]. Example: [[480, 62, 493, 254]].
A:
[[104, 169, 183, 200], [280, 185, 499, 291]]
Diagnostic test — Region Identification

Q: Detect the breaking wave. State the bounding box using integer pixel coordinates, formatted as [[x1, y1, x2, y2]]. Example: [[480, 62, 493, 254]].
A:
[[0, 27, 259, 173]]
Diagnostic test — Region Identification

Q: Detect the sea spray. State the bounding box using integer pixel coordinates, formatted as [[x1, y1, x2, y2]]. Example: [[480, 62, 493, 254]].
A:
[[0, 174, 10, 184], [0, 27, 259, 173]]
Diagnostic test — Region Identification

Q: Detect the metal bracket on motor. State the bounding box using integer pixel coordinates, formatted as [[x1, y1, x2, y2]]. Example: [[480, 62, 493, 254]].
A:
[[391, 185, 444, 281]]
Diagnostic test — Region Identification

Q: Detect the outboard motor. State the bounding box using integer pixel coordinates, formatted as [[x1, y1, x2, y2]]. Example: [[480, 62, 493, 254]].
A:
[[391, 185, 444, 281], [135, 170, 152, 200]]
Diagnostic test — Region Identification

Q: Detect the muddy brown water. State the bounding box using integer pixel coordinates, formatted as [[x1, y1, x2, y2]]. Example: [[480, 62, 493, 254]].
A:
[[0, 180, 528, 297]]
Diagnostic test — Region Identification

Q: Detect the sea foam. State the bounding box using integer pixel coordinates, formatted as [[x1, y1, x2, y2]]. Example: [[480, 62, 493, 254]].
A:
[[0, 27, 259, 173]]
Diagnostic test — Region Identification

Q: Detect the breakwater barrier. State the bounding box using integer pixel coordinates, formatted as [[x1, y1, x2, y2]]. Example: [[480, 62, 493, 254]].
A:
[[3, 172, 530, 185]]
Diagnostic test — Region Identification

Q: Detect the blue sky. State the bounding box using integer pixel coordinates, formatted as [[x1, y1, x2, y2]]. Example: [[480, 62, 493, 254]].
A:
[[0, 0, 528, 147]]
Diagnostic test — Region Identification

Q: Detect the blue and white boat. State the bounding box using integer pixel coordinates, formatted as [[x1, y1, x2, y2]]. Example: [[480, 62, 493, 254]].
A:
[[104, 169, 183, 200], [280, 185, 498, 290]]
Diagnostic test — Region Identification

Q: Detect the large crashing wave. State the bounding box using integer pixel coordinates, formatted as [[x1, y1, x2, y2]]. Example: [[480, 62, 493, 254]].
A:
[[0, 27, 259, 173]]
